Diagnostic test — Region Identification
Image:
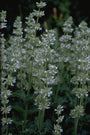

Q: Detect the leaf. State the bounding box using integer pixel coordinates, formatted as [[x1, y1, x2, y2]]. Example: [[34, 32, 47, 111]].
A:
[[12, 104, 24, 113], [12, 90, 26, 101], [28, 107, 38, 115], [25, 94, 35, 104]]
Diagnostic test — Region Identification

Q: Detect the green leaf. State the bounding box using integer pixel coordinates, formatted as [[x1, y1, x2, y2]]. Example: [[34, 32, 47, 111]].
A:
[[12, 90, 26, 101], [12, 104, 24, 113]]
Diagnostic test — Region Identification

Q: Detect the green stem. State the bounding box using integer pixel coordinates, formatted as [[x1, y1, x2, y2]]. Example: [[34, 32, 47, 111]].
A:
[[20, 46, 23, 93], [55, 64, 64, 101], [80, 97, 83, 105], [41, 109, 45, 125], [5, 113, 8, 135], [23, 104, 28, 135], [38, 110, 41, 130], [23, 67, 32, 135], [6, 125, 8, 135], [19, 42, 25, 135], [74, 118, 79, 135], [0, 33, 1, 93], [4, 86, 9, 135], [38, 109, 45, 132]]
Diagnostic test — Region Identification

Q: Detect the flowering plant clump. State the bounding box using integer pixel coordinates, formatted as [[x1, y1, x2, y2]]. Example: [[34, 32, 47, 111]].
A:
[[69, 19, 90, 135], [0, 11, 13, 135], [0, 1, 90, 135]]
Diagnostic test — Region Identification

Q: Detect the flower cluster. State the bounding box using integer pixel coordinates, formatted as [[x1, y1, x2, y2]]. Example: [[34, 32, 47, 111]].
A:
[[72, 87, 88, 98], [53, 105, 64, 135], [32, 10, 44, 18], [57, 16, 89, 133], [32, 28, 58, 110], [0, 10, 13, 135], [32, 26, 58, 127], [59, 17, 73, 63], [0, 10, 7, 28], [0, 2, 58, 132], [63, 16, 73, 33], [7, 16, 23, 73], [36, 1, 46, 9], [34, 63, 58, 110], [70, 73, 89, 85], [70, 19, 90, 123], [70, 105, 84, 119]]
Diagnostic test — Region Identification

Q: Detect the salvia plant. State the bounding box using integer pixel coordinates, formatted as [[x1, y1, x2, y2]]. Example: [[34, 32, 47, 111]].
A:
[[0, 10, 13, 135], [0, 1, 90, 135], [70, 21, 90, 135]]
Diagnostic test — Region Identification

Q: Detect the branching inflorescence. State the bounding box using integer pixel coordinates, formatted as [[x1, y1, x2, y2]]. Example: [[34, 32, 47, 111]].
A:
[[0, 11, 13, 135]]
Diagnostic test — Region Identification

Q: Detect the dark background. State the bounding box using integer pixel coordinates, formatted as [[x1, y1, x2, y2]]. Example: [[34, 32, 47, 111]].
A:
[[0, 0, 90, 33]]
